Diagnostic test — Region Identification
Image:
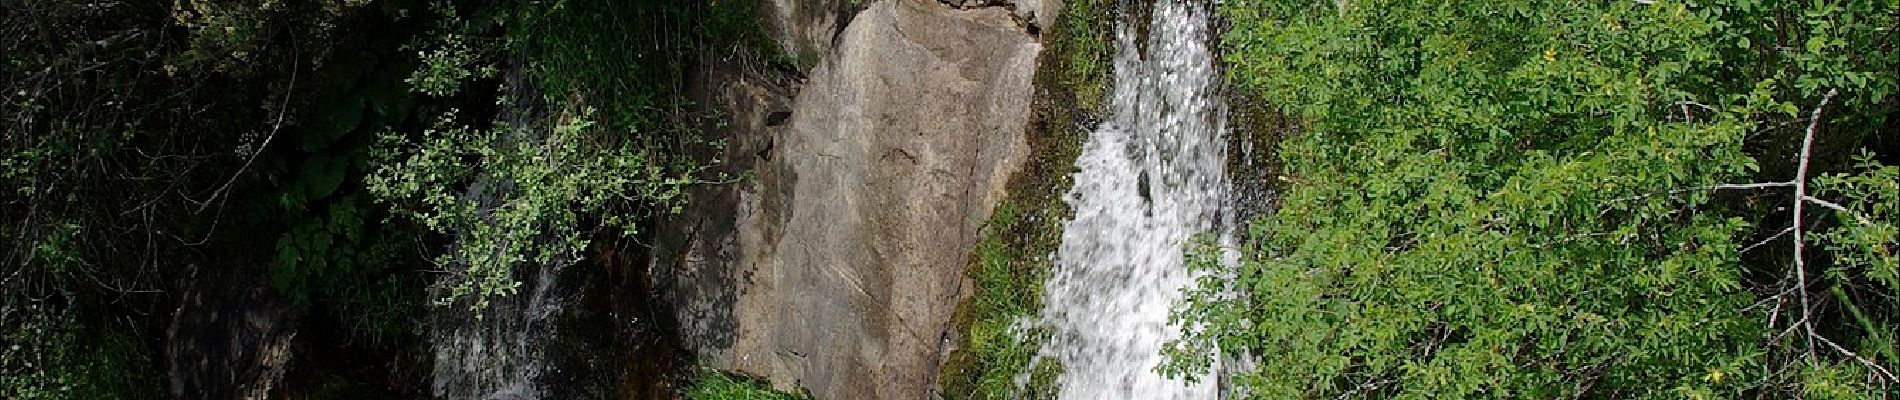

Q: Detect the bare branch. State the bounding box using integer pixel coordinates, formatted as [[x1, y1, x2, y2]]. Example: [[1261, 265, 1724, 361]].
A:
[[1740, 226, 1794, 254], [1802, 195, 1876, 226], [1790, 88, 1838, 360], [1803, 196, 1850, 213], [1673, 100, 1719, 112], [1607, 182, 1793, 206], [1336, 377, 1396, 400], [1698, 182, 1796, 190], [1814, 334, 1898, 383], [1672, 100, 1720, 122], [174, 38, 300, 247], [192, 60, 296, 214]]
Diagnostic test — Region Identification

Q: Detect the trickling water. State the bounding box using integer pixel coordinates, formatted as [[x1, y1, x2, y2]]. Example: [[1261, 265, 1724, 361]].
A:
[[1035, 1, 1228, 399], [430, 254, 565, 400], [430, 68, 569, 400]]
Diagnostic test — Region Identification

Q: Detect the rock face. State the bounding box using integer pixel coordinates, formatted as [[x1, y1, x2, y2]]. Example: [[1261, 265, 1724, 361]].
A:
[[940, 0, 1061, 29], [765, 0, 855, 68], [661, 0, 1039, 398], [167, 273, 296, 399]]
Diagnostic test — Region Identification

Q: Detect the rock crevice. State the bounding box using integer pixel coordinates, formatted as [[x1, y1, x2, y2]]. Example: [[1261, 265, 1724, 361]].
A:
[[937, 0, 1059, 33]]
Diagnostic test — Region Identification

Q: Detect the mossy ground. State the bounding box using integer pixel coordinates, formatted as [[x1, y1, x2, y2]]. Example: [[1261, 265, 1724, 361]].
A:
[[934, 0, 1123, 399]]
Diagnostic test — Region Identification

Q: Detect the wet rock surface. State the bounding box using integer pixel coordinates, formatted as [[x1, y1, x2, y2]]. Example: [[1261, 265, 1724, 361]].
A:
[[660, 0, 1041, 398], [166, 272, 297, 399]]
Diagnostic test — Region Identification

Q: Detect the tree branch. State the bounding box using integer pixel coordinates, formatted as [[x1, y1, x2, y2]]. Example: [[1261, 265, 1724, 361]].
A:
[[1815, 334, 1898, 383], [1803, 196, 1849, 213], [1790, 88, 1837, 360], [1740, 226, 1794, 254], [1802, 195, 1876, 226], [1607, 182, 1793, 206], [1698, 182, 1796, 190]]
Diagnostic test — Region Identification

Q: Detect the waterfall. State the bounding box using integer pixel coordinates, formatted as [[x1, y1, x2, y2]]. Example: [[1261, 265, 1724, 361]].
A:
[[429, 68, 570, 400], [429, 254, 565, 400], [1034, 1, 1228, 399]]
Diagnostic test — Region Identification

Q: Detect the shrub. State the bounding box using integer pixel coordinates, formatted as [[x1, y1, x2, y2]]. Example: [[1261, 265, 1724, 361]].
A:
[[1169, 0, 1898, 397]]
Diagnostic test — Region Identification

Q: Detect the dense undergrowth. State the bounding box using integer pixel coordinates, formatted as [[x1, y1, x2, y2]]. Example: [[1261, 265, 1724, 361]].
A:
[[3, 0, 763, 397], [1168, 0, 1899, 398]]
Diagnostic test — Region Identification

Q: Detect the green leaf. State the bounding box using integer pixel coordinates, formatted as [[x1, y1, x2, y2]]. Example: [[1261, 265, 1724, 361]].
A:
[[300, 152, 349, 200]]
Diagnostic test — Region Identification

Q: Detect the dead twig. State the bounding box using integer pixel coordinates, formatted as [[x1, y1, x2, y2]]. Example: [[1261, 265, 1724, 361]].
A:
[[1741, 226, 1795, 254], [1607, 182, 1793, 207], [1814, 334, 1898, 383], [1789, 88, 1837, 360]]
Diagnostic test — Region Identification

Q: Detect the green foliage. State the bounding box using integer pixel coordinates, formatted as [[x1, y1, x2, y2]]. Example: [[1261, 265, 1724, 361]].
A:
[[1, 303, 159, 399], [255, 12, 434, 349], [942, 206, 1062, 400], [408, 33, 496, 97], [367, 107, 692, 312], [1051, 0, 1115, 112], [1814, 155, 1900, 290], [5, 0, 741, 394], [1170, 0, 1899, 397], [512, 0, 670, 130], [683, 369, 808, 400], [1812, 155, 1900, 369], [168, 0, 382, 74], [3, 0, 445, 395], [271, 193, 427, 345], [510, 0, 767, 133], [2, 305, 83, 399], [371, 0, 731, 314]]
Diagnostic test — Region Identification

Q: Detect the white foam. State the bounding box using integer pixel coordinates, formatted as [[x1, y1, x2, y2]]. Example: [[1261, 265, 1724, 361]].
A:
[[1034, 2, 1229, 399]]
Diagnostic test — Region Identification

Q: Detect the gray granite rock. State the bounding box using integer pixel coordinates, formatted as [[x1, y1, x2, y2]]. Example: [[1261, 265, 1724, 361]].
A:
[[663, 1, 1041, 398]]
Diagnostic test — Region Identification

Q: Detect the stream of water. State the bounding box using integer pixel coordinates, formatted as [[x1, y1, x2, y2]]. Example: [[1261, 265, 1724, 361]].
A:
[[430, 254, 563, 400], [1035, 1, 1229, 399], [430, 70, 567, 400]]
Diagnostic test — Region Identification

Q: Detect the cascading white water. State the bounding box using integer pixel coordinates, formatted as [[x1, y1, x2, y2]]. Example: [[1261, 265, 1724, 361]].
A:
[[1035, 1, 1228, 399], [430, 70, 568, 400]]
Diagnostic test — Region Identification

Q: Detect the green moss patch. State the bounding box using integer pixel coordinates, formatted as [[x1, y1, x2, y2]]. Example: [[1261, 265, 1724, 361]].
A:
[[935, 1, 1125, 398], [684, 369, 807, 400]]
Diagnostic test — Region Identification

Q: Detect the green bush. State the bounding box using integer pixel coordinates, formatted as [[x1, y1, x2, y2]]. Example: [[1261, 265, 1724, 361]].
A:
[[367, 107, 692, 311], [1, 303, 158, 399], [684, 369, 806, 400], [370, 0, 736, 313], [1169, 0, 1898, 398]]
